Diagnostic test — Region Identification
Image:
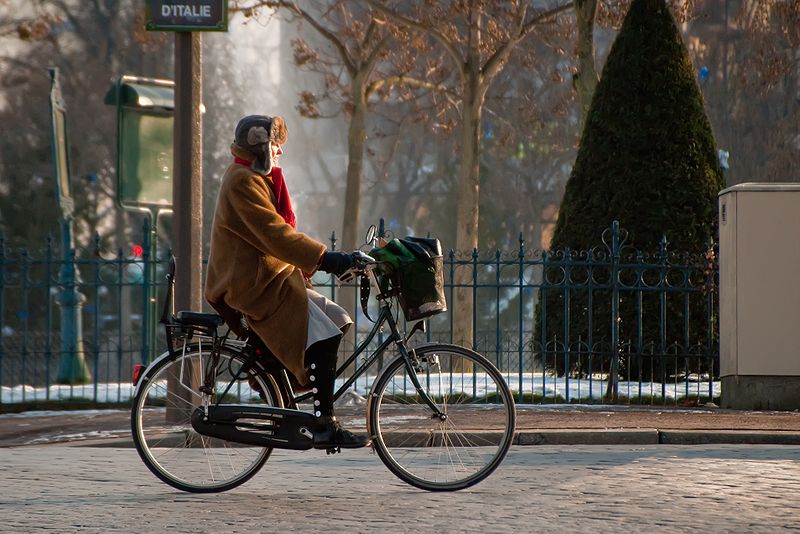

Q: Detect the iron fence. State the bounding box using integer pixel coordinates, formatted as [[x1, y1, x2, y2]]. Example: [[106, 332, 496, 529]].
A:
[[0, 221, 719, 407]]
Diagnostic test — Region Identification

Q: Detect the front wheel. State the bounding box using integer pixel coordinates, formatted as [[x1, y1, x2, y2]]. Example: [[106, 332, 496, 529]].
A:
[[367, 343, 515, 491], [131, 345, 282, 493]]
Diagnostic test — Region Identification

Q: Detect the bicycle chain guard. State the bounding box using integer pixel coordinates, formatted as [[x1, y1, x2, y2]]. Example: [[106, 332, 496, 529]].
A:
[[191, 405, 316, 450]]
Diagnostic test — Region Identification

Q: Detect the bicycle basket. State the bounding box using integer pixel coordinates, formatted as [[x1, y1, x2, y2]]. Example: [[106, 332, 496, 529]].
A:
[[371, 236, 447, 322]]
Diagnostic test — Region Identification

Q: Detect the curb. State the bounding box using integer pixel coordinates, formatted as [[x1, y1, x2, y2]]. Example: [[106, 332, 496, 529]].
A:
[[517, 429, 800, 446], [58, 429, 800, 448], [658, 430, 800, 445], [517, 429, 660, 445]]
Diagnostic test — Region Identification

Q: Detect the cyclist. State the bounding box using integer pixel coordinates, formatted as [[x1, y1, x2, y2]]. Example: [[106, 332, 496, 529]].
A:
[[205, 114, 368, 449]]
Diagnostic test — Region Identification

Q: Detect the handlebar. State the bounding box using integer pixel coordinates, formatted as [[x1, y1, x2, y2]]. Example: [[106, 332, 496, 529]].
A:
[[336, 251, 377, 283]]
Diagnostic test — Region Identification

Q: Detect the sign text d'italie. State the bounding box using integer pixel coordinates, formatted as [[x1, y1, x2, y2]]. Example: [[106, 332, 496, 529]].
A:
[[145, 0, 228, 32]]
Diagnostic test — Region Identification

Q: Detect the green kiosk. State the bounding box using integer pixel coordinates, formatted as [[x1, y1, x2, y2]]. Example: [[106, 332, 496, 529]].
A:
[[104, 76, 174, 364]]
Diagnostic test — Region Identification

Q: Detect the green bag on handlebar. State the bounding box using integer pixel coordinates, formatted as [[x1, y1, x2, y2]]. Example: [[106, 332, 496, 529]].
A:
[[369, 236, 447, 322]]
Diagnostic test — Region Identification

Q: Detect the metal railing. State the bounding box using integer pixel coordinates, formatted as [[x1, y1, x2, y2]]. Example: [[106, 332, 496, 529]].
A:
[[0, 221, 719, 407]]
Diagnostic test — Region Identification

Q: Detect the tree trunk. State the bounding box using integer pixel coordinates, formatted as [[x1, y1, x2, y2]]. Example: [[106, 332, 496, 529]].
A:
[[339, 78, 368, 358], [574, 0, 599, 128], [452, 81, 483, 351], [341, 78, 368, 252]]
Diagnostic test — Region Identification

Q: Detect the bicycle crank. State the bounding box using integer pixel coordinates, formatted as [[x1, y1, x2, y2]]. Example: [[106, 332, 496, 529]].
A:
[[191, 405, 316, 450]]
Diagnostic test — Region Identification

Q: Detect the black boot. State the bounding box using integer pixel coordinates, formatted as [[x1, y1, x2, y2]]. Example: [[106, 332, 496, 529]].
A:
[[305, 335, 369, 450], [313, 415, 370, 449]]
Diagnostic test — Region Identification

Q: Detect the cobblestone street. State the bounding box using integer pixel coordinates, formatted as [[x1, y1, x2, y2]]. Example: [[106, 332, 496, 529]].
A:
[[1, 444, 799, 532]]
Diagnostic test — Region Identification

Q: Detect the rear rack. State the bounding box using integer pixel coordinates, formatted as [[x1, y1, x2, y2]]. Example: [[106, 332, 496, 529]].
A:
[[160, 255, 226, 357]]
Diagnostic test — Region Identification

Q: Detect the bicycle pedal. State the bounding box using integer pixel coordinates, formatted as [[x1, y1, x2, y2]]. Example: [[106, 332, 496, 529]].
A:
[[326, 446, 341, 455]]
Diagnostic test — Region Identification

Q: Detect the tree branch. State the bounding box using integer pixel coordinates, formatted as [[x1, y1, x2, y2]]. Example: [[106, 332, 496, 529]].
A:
[[362, 32, 390, 75], [234, 1, 358, 76], [50, 0, 85, 38], [520, 1, 574, 35], [482, 1, 574, 87], [0, 56, 51, 77], [362, 18, 378, 55], [366, 74, 455, 98], [364, 0, 466, 84]]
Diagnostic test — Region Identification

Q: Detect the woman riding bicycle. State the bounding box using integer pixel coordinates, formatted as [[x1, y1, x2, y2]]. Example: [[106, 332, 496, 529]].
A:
[[205, 114, 368, 450]]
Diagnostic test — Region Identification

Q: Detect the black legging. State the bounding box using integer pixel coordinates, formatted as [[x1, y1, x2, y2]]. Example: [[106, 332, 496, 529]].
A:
[[304, 335, 341, 418]]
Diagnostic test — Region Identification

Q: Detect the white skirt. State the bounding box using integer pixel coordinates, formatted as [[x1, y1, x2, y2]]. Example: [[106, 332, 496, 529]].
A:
[[305, 289, 352, 349]]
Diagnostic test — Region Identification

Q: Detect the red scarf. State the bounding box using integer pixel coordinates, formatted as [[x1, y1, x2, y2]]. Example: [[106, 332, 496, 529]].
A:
[[234, 157, 296, 228]]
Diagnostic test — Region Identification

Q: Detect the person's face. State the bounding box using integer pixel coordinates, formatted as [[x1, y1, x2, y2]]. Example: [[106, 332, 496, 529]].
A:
[[270, 142, 283, 167]]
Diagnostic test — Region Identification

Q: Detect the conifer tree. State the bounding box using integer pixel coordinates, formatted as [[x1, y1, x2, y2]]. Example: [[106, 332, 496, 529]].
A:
[[535, 0, 724, 381]]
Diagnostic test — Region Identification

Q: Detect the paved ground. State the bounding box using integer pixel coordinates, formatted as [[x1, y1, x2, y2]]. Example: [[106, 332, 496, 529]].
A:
[[2, 405, 800, 447], [1, 444, 799, 532]]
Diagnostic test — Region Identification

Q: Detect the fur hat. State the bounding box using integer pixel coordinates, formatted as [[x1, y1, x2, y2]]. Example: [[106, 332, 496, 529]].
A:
[[233, 115, 288, 174]]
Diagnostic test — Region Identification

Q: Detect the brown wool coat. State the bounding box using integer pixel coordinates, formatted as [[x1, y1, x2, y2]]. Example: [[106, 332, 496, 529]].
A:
[[205, 149, 326, 384]]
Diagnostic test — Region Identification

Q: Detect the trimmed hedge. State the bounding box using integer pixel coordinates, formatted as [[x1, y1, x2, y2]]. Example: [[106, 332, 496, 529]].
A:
[[535, 0, 723, 378]]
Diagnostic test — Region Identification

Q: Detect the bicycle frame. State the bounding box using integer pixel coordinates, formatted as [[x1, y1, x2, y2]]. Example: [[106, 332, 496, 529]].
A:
[[290, 270, 445, 418]]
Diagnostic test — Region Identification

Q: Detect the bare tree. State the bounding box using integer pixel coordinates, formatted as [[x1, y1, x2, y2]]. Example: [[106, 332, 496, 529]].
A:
[[729, 0, 799, 182], [365, 0, 572, 346]]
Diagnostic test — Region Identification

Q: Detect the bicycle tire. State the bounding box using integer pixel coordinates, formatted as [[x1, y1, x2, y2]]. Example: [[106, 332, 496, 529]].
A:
[[367, 343, 515, 491], [131, 344, 282, 493]]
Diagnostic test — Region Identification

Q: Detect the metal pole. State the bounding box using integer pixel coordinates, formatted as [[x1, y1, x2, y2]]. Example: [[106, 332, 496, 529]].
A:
[[56, 222, 90, 384], [140, 215, 153, 365], [172, 31, 203, 313], [168, 31, 203, 422], [606, 221, 621, 402], [148, 210, 159, 364]]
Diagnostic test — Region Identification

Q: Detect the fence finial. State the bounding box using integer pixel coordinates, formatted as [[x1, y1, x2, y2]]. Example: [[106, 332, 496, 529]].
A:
[[660, 234, 669, 258]]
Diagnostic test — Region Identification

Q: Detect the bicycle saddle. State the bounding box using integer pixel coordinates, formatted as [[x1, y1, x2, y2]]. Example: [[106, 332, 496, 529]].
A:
[[175, 311, 224, 329]]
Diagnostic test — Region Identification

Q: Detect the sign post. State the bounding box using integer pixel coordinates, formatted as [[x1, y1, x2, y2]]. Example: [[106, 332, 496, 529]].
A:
[[49, 67, 91, 385], [171, 32, 204, 330]]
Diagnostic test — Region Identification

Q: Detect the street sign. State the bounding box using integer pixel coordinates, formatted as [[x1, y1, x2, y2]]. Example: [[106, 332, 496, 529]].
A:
[[145, 0, 228, 32]]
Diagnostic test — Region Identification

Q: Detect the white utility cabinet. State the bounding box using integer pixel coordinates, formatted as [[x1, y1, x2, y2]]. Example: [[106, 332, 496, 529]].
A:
[[718, 183, 800, 409]]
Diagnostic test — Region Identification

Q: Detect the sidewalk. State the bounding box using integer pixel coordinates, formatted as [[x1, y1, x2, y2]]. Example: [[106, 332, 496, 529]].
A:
[[2, 404, 800, 447]]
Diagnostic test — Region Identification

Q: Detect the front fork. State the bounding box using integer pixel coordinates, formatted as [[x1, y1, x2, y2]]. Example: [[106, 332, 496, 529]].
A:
[[395, 337, 447, 421]]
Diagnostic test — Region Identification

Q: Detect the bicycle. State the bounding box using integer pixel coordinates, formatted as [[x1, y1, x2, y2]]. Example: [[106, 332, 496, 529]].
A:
[[130, 228, 516, 492]]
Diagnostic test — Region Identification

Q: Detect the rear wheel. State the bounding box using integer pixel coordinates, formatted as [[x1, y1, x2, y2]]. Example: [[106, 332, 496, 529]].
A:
[[131, 345, 282, 493], [368, 343, 515, 491]]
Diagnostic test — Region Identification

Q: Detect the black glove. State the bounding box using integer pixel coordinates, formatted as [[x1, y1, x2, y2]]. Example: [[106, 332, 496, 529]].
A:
[[318, 251, 353, 277]]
